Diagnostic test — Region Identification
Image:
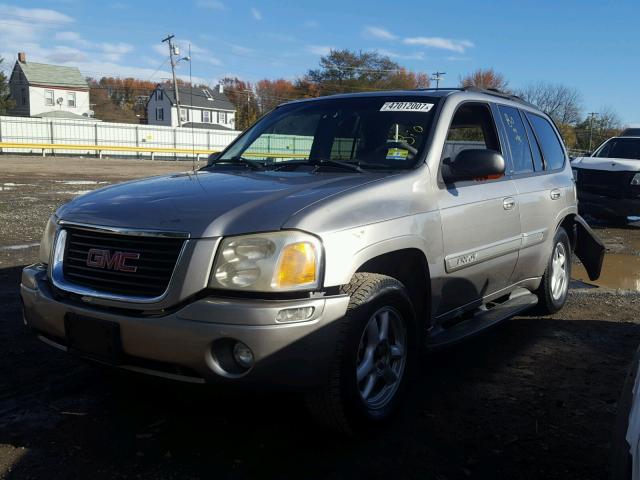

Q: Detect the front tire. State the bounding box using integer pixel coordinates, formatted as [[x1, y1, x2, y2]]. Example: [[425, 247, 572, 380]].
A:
[[535, 227, 571, 315], [306, 273, 417, 434]]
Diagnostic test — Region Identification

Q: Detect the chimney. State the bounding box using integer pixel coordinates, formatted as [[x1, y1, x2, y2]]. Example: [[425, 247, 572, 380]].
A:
[[18, 52, 26, 63], [218, 84, 223, 94]]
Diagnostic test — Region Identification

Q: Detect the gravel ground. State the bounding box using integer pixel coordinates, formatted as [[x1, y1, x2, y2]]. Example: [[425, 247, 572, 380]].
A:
[[1, 156, 640, 479]]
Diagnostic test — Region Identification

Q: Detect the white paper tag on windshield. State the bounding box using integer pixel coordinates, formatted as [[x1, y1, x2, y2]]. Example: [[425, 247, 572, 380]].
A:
[[380, 102, 434, 112]]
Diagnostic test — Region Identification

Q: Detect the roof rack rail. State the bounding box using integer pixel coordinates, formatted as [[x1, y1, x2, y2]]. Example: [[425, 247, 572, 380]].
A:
[[413, 87, 464, 91], [460, 86, 534, 107]]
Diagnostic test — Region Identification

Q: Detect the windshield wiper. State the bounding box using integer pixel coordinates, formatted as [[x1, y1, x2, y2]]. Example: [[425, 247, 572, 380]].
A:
[[271, 158, 364, 173], [312, 159, 364, 173], [209, 156, 264, 171]]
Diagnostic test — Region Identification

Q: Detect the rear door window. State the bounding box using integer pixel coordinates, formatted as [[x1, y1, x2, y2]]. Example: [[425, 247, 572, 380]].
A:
[[525, 113, 566, 170], [520, 111, 544, 171], [498, 105, 534, 174]]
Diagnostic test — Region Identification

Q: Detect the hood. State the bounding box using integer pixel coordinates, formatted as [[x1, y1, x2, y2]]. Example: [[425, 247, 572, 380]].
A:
[[572, 156, 640, 172], [56, 170, 388, 238]]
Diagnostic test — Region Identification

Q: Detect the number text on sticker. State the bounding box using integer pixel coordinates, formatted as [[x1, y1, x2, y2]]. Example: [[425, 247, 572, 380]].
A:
[[380, 102, 434, 112]]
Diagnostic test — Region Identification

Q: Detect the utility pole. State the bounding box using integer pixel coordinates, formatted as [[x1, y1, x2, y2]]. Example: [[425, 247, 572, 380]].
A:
[[588, 112, 598, 152], [431, 71, 446, 89], [162, 34, 182, 127]]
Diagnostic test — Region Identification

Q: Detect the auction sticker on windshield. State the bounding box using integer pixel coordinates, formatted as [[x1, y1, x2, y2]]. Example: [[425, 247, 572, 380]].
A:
[[380, 102, 434, 112], [386, 148, 409, 160]]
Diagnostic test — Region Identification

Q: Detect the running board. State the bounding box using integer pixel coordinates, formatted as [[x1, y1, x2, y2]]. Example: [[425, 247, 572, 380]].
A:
[[427, 291, 538, 350]]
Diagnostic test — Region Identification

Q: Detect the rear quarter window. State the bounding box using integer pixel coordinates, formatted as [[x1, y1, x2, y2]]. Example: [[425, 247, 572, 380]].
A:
[[525, 113, 566, 171]]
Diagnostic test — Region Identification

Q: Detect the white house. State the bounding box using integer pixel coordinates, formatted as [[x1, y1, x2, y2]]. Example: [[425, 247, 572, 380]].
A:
[[147, 84, 236, 130], [8, 52, 92, 120]]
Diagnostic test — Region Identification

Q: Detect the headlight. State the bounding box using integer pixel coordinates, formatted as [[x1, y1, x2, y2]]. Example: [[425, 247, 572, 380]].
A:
[[39, 214, 58, 264], [572, 168, 579, 181], [209, 231, 322, 292], [631, 173, 640, 186]]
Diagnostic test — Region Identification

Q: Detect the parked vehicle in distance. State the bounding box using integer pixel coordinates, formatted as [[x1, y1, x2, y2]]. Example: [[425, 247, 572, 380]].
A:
[[21, 87, 604, 433], [621, 128, 640, 137], [572, 136, 640, 224]]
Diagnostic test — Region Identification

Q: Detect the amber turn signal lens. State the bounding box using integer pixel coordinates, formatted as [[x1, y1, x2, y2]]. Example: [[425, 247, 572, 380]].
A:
[[273, 242, 317, 288]]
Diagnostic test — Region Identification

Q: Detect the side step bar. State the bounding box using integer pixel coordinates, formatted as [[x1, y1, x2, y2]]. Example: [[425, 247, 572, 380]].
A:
[[427, 291, 538, 350]]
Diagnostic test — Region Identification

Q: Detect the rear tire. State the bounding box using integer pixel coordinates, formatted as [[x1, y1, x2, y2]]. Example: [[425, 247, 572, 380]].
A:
[[306, 273, 417, 435], [535, 227, 571, 315]]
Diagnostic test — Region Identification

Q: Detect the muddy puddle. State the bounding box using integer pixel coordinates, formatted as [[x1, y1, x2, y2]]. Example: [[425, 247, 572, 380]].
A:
[[573, 253, 640, 291]]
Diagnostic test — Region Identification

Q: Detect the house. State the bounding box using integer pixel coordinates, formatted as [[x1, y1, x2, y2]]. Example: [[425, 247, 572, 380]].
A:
[[8, 52, 92, 119], [147, 84, 236, 130]]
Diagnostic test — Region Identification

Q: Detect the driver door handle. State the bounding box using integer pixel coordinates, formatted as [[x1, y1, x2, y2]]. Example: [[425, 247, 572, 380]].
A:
[[550, 188, 562, 200], [503, 197, 516, 210]]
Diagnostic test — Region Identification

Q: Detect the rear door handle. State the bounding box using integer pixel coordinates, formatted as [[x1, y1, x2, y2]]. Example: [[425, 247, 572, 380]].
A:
[[503, 197, 516, 210], [550, 188, 562, 200]]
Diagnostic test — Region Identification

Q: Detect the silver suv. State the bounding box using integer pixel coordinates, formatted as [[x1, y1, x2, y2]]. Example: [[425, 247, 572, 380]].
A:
[[21, 88, 604, 433]]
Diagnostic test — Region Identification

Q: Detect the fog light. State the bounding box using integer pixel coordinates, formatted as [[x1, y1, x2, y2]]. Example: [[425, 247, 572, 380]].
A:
[[232, 341, 254, 369], [276, 306, 315, 323]]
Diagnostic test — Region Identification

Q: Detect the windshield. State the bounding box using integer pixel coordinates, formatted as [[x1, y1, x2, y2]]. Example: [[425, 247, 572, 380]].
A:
[[217, 96, 439, 170], [595, 137, 640, 160]]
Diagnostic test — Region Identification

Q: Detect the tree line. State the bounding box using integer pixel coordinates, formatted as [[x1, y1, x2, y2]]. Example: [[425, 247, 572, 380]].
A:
[[0, 51, 626, 151]]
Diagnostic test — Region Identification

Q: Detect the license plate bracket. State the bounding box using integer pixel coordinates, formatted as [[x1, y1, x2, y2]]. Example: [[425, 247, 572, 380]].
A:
[[65, 314, 122, 365]]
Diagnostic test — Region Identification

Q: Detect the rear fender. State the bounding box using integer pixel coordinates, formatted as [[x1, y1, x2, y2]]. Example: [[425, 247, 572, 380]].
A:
[[573, 215, 605, 281]]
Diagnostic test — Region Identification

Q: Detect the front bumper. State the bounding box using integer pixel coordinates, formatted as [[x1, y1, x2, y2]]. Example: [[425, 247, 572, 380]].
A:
[[578, 191, 640, 218], [20, 264, 350, 389]]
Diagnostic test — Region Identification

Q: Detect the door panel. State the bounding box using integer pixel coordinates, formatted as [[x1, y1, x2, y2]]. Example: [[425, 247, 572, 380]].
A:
[[435, 102, 520, 316], [437, 180, 521, 315], [510, 110, 572, 282]]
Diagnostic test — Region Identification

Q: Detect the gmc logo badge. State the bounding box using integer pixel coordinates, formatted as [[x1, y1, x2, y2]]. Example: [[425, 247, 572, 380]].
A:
[[86, 248, 140, 273]]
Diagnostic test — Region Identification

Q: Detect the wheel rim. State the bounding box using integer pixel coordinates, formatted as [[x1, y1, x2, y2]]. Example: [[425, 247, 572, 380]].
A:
[[355, 306, 407, 410], [550, 241, 569, 301]]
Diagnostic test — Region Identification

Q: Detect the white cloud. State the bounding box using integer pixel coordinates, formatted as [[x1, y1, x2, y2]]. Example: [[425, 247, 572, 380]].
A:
[[152, 40, 223, 67], [0, 5, 213, 84], [376, 49, 424, 61], [264, 32, 296, 42], [445, 56, 471, 62], [403, 36, 474, 53], [0, 4, 73, 25], [251, 7, 262, 20], [231, 44, 254, 56], [304, 20, 319, 28], [199, 56, 223, 66], [54, 31, 82, 42], [101, 42, 134, 62], [48, 46, 88, 63], [53, 31, 133, 61], [306, 45, 333, 56], [196, 0, 225, 9], [363, 26, 397, 41]]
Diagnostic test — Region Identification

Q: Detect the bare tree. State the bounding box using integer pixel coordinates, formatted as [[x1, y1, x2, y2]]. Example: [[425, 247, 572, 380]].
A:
[[596, 106, 622, 131], [459, 68, 508, 91], [517, 82, 582, 125]]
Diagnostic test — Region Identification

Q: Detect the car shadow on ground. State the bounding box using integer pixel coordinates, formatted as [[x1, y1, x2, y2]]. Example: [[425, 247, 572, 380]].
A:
[[1, 264, 639, 479]]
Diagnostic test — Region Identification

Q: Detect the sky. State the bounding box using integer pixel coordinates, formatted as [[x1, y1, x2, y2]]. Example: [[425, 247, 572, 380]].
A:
[[1, 0, 639, 125]]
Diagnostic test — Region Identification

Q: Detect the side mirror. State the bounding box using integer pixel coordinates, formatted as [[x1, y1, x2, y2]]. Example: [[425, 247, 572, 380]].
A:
[[207, 152, 221, 166], [443, 149, 505, 183]]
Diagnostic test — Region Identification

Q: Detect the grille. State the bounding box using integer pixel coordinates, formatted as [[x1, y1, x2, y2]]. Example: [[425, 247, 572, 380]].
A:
[[577, 169, 635, 198], [62, 228, 185, 298]]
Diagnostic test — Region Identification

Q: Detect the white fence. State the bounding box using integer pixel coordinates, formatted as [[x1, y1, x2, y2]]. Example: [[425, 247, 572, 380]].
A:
[[0, 115, 241, 159]]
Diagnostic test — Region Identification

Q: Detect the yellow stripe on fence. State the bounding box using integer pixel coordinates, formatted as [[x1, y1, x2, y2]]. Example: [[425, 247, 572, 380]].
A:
[[0, 142, 309, 159]]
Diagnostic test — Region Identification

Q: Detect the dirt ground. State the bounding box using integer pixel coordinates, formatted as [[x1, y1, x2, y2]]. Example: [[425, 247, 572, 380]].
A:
[[1, 156, 640, 479]]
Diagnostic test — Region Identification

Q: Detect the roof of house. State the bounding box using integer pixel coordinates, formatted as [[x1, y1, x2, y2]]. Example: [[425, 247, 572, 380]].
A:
[[36, 110, 98, 121], [15, 61, 88, 88], [159, 85, 235, 111], [182, 122, 234, 131]]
